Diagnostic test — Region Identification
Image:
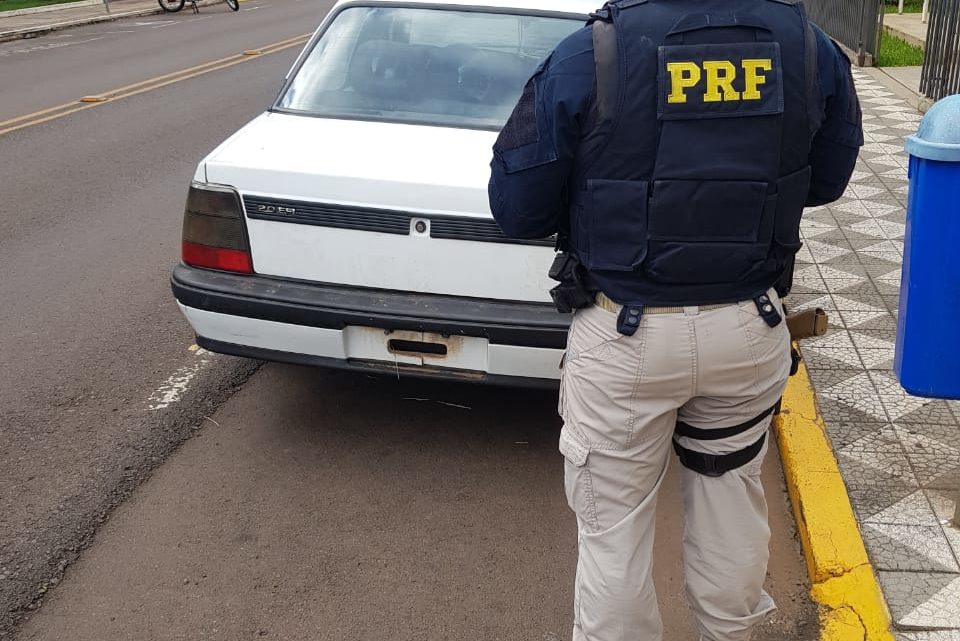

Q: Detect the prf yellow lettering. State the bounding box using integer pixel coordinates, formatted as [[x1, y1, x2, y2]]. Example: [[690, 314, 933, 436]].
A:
[[702, 60, 740, 102], [665, 57, 775, 103], [741, 58, 773, 100], [666, 62, 701, 104]]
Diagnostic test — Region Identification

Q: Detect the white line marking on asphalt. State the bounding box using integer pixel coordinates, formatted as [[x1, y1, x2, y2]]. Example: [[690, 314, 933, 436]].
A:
[[0, 36, 105, 56], [147, 345, 212, 411], [185, 16, 213, 22]]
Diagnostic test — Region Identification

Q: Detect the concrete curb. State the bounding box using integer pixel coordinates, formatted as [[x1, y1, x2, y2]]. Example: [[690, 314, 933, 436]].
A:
[[773, 356, 895, 641], [884, 24, 926, 51], [0, 0, 218, 43], [0, 0, 100, 19]]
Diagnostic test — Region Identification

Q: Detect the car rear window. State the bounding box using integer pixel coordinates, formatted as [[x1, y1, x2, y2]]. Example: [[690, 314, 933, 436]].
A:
[[275, 6, 584, 130]]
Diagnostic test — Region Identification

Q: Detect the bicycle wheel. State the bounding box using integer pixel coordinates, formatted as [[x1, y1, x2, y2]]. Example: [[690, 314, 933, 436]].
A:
[[158, 0, 185, 11], [225, 0, 239, 10]]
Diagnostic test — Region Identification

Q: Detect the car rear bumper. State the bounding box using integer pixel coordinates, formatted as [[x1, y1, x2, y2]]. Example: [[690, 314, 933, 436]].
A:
[[171, 264, 569, 385]]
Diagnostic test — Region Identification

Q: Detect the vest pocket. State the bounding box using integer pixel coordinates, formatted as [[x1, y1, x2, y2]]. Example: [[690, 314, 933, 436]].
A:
[[584, 179, 649, 272], [644, 180, 773, 284], [773, 166, 812, 251], [648, 180, 767, 242]]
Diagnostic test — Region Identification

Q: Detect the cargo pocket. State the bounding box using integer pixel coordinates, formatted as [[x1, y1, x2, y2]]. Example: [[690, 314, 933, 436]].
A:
[[773, 167, 812, 252], [559, 426, 599, 530], [645, 180, 772, 284], [559, 426, 590, 467], [583, 179, 649, 272]]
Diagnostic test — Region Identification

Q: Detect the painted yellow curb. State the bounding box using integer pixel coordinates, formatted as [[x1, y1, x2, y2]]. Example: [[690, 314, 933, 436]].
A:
[[773, 356, 895, 641]]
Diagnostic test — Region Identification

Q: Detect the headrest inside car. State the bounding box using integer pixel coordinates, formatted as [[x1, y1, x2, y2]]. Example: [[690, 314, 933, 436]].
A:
[[350, 39, 428, 100]]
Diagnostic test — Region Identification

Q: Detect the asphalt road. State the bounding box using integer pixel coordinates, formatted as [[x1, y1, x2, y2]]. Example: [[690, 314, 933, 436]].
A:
[[0, 0, 324, 121], [16, 369, 817, 641], [0, 2, 325, 636], [0, 4, 818, 640]]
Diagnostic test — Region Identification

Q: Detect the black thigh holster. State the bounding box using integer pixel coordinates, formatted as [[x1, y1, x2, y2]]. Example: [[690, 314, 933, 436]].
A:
[[672, 405, 777, 477]]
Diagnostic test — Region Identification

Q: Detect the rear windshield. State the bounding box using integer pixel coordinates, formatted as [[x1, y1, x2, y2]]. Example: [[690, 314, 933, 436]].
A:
[[275, 6, 584, 129]]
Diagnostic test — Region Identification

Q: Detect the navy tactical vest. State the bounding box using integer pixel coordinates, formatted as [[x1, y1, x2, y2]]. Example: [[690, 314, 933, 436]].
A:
[[569, 0, 820, 305]]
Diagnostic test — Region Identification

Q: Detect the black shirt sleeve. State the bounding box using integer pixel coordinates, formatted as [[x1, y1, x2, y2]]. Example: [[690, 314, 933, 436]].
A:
[[806, 25, 864, 207], [488, 27, 595, 239]]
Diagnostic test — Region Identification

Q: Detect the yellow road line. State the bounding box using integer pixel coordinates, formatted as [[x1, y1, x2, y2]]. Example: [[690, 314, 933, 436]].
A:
[[0, 33, 309, 137], [773, 353, 895, 641]]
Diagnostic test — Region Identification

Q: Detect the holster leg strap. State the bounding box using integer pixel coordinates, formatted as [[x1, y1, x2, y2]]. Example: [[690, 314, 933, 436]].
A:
[[673, 405, 776, 476], [675, 405, 776, 441], [673, 433, 767, 477]]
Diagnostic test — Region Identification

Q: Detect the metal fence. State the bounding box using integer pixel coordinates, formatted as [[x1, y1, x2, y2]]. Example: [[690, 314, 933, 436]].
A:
[[920, 0, 960, 99], [804, 0, 885, 66]]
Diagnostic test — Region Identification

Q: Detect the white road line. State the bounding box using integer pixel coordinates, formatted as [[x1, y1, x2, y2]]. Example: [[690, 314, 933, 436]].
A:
[[185, 15, 213, 22], [0, 36, 105, 56], [146, 345, 212, 411]]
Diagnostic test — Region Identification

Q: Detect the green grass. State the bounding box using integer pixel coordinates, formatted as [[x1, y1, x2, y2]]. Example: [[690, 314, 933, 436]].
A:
[[0, 0, 89, 12], [885, 4, 924, 13], [877, 31, 925, 66], [884, 0, 924, 12]]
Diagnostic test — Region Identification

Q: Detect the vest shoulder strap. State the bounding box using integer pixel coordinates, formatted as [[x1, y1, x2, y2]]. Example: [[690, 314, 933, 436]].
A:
[[592, 17, 618, 127]]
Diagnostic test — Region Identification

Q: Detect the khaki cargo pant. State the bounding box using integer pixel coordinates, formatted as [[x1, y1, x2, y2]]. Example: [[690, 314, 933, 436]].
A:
[[558, 291, 791, 641]]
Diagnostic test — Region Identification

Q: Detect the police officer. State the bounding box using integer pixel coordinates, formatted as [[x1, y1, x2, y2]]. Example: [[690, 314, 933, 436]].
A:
[[488, 0, 862, 639]]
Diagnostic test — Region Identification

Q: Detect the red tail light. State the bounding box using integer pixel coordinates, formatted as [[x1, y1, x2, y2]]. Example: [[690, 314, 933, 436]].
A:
[[182, 242, 252, 273], [181, 183, 253, 274]]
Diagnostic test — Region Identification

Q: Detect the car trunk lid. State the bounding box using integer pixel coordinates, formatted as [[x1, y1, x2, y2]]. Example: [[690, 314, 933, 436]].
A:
[[202, 113, 555, 303]]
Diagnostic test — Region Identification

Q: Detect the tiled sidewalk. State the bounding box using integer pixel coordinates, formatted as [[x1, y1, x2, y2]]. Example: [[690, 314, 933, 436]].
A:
[[791, 68, 960, 639]]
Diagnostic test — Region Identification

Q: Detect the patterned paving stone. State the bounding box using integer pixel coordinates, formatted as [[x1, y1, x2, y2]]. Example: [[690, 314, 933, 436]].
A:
[[790, 292, 835, 311], [859, 256, 906, 277], [865, 489, 941, 526], [816, 395, 891, 427], [833, 282, 887, 299], [851, 327, 898, 343], [828, 420, 892, 450], [906, 453, 960, 491], [879, 572, 960, 629], [862, 523, 960, 572], [792, 265, 829, 292], [927, 491, 960, 562], [805, 330, 863, 369], [882, 293, 905, 312], [839, 309, 890, 330], [848, 314, 898, 333], [832, 199, 901, 218], [804, 239, 852, 262], [872, 371, 938, 421], [850, 219, 906, 240], [800, 217, 838, 235], [804, 70, 960, 632], [896, 403, 960, 428], [822, 372, 888, 419], [897, 631, 960, 640], [849, 482, 925, 524]]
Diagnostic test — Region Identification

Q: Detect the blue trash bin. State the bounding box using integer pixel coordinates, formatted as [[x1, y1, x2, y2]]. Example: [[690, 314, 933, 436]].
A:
[[894, 94, 960, 399]]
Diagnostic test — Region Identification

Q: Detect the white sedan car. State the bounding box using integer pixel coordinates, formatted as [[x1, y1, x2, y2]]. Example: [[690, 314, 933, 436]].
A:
[[171, 0, 595, 386]]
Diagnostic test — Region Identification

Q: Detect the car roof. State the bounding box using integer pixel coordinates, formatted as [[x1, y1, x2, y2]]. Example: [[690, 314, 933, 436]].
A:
[[332, 0, 599, 18]]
